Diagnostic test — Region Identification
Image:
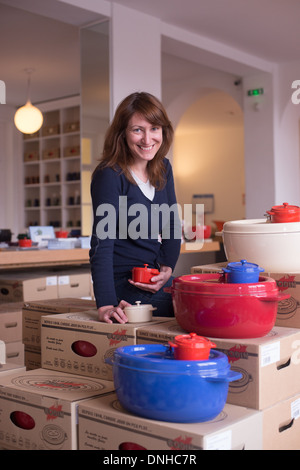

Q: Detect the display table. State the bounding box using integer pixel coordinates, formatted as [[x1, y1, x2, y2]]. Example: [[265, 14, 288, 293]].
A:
[[0, 241, 220, 270]]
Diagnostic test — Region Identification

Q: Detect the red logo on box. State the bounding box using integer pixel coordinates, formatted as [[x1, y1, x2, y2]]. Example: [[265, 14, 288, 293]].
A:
[[107, 329, 128, 346], [276, 275, 296, 291], [227, 344, 248, 363]]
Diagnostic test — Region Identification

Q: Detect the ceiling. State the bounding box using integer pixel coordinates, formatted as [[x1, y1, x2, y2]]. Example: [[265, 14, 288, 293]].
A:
[[110, 0, 300, 64], [0, 0, 299, 108]]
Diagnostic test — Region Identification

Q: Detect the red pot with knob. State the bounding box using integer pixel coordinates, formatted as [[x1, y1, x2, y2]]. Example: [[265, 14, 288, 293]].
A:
[[169, 333, 216, 360], [166, 273, 290, 339], [266, 202, 300, 223]]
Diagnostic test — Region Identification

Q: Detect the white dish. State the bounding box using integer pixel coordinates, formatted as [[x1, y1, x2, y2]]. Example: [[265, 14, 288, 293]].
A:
[[124, 301, 156, 323], [221, 218, 300, 273]]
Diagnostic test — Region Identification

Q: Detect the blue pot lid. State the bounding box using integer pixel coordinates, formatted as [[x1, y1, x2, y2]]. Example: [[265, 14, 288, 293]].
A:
[[112, 343, 231, 375], [224, 259, 264, 274]]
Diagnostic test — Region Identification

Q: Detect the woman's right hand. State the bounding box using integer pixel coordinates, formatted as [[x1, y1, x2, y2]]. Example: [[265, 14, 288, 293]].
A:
[[98, 299, 131, 324]]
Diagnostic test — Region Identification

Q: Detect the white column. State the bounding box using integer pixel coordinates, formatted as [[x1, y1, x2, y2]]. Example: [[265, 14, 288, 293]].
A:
[[0, 106, 23, 235], [110, 3, 161, 117]]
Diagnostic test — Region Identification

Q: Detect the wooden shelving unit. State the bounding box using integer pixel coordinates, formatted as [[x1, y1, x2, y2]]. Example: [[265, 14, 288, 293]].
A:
[[23, 96, 81, 232]]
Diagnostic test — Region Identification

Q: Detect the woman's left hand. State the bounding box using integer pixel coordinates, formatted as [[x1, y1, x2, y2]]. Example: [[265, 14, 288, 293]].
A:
[[128, 265, 172, 293]]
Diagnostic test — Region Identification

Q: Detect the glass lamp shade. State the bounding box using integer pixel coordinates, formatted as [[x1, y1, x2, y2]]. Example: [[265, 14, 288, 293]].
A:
[[14, 100, 43, 134]]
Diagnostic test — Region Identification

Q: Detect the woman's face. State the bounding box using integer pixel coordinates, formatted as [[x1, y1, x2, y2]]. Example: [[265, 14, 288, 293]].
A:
[[125, 113, 163, 165]]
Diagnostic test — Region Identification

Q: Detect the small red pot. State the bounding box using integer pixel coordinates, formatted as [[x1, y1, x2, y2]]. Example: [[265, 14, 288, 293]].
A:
[[167, 273, 290, 339], [132, 264, 159, 283], [188, 225, 211, 240], [266, 202, 300, 223], [18, 239, 32, 247], [55, 230, 69, 238], [169, 333, 216, 360]]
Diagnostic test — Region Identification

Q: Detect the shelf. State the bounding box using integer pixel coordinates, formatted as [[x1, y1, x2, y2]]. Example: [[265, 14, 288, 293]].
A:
[[180, 240, 220, 254], [22, 97, 82, 231], [0, 242, 220, 270]]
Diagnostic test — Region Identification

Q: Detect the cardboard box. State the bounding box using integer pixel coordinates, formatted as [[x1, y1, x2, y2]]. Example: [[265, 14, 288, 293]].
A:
[[0, 272, 58, 303], [269, 272, 300, 328], [57, 270, 91, 299], [137, 321, 300, 410], [24, 346, 41, 370], [41, 311, 172, 381], [0, 363, 26, 377], [63, 145, 80, 157], [42, 124, 60, 137], [191, 262, 227, 274], [78, 393, 262, 450], [5, 341, 24, 365], [24, 150, 39, 162], [0, 302, 23, 342], [0, 340, 4, 364], [263, 392, 300, 450], [0, 368, 115, 450], [42, 147, 60, 159], [22, 297, 96, 349], [63, 121, 80, 134]]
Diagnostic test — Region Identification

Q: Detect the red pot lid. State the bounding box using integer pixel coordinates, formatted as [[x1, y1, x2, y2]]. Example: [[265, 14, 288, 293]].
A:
[[173, 333, 216, 350], [267, 202, 300, 215], [171, 273, 278, 296]]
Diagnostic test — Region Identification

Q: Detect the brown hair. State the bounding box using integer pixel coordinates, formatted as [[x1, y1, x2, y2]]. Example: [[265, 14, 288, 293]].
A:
[[93, 92, 174, 189]]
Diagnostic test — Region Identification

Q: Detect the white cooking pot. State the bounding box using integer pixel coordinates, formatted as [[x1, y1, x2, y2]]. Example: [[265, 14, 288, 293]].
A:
[[124, 301, 156, 323], [220, 218, 300, 273]]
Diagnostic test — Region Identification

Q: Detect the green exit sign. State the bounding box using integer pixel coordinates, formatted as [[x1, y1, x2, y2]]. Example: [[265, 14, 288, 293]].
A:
[[247, 88, 264, 96]]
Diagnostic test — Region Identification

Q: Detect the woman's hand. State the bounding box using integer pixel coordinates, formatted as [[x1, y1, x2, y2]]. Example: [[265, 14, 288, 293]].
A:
[[128, 265, 172, 293], [98, 299, 131, 324]]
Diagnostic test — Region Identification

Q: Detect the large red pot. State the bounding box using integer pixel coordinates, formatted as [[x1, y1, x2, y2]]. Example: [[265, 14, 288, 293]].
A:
[[167, 273, 289, 339]]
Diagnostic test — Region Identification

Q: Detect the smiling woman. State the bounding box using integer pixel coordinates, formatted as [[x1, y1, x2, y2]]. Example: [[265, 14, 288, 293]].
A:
[[90, 91, 181, 323]]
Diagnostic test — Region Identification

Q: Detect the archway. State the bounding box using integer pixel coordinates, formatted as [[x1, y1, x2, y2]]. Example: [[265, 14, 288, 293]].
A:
[[173, 89, 245, 233]]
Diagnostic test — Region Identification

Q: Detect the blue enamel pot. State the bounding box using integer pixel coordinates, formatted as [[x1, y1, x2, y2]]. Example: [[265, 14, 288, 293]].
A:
[[222, 259, 264, 284], [106, 344, 242, 423]]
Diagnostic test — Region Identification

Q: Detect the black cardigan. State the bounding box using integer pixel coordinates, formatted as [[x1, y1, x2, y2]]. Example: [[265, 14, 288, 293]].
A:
[[89, 158, 181, 308]]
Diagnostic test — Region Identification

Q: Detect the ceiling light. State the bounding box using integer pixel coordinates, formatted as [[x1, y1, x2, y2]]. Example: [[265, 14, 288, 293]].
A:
[[14, 68, 43, 134]]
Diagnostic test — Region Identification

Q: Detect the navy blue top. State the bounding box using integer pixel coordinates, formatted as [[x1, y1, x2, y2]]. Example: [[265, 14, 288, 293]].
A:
[[89, 158, 181, 308]]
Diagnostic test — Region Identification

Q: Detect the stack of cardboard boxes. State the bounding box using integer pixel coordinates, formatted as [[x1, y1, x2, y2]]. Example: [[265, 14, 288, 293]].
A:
[[0, 267, 94, 369], [0, 267, 96, 450], [188, 262, 300, 450], [0, 261, 298, 450]]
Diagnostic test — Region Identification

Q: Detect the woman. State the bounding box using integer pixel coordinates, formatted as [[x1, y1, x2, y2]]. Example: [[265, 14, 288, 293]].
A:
[[90, 92, 181, 323]]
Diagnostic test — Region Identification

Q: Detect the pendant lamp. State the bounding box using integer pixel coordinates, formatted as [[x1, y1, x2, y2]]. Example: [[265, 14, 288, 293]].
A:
[[14, 69, 43, 134]]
